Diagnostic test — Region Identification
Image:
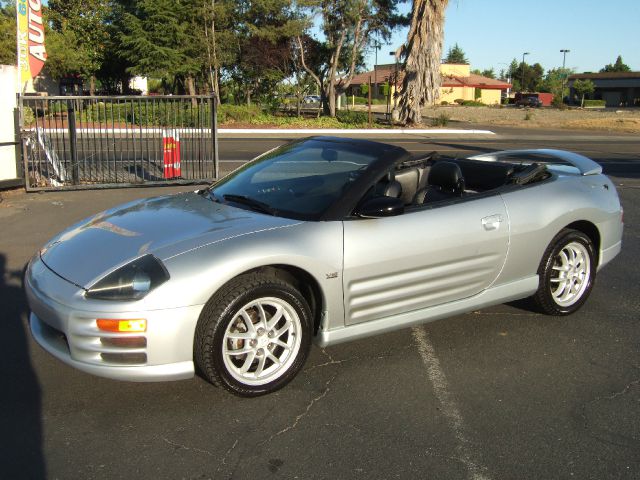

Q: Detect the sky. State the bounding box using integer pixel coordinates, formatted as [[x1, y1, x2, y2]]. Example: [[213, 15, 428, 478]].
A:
[[365, 0, 640, 75]]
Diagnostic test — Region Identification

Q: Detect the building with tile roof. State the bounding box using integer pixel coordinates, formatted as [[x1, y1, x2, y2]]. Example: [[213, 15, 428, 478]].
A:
[[349, 63, 512, 105]]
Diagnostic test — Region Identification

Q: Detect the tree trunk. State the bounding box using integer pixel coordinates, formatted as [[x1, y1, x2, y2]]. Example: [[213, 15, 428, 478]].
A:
[[398, 0, 449, 125], [89, 75, 96, 96], [186, 75, 197, 107]]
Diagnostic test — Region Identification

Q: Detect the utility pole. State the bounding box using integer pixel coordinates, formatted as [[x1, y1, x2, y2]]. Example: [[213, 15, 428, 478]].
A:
[[373, 39, 381, 99], [560, 49, 570, 104], [521, 52, 530, 92]]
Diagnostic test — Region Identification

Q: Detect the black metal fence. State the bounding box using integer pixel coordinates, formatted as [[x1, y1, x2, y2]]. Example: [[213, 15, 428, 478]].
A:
[[20, 95, 219, 191]]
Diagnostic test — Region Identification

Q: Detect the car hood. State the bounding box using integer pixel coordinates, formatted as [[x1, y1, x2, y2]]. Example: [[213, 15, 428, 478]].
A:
[[40, 192, 300, 288]]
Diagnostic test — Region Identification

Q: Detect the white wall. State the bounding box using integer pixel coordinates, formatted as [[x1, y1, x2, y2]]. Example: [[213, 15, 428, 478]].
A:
[[0, 65, 18, 182], [130, 76, 148, 95]]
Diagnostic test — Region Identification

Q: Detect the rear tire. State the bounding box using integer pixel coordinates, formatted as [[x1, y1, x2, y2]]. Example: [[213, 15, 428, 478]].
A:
[[194, 273, 312, 397], [533, 229, 596, 315]]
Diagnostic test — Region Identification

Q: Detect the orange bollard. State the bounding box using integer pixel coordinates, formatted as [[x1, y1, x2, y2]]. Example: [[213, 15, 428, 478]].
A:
[[163, 129, 176, 179], [173, 130, 182, 178]]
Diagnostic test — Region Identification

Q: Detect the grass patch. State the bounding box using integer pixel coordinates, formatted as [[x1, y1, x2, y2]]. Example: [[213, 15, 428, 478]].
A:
[[431, 113, 450, 127]]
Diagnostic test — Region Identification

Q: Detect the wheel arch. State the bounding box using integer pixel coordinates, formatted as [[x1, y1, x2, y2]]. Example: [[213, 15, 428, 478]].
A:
[[563, 220, 600, 263], [227, 264, 325, 336]]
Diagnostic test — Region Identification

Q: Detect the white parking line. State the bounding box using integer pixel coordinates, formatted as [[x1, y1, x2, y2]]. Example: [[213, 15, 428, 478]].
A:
[[412, 326, 492, 480]]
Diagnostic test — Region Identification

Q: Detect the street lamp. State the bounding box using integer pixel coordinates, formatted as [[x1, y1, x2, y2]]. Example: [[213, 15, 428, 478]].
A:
[[521, 52, 530, 92], [560, 49, 570, 103]]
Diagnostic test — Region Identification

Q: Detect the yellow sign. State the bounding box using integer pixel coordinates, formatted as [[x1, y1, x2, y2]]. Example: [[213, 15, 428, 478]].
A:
[[16, 0, 47, 89]]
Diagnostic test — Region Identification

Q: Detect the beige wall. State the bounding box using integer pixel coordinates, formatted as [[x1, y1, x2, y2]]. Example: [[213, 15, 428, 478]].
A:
[[480, 89, 502, 105], [440, 86, 471, 103], [441, 64, 471, 76], [440, 86, 502, 105]]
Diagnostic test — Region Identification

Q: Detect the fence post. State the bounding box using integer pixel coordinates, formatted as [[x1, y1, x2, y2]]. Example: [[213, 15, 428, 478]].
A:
[[210, 94, 219, 179], [14, 94, 24, 185], [67, 99, 79, 185]]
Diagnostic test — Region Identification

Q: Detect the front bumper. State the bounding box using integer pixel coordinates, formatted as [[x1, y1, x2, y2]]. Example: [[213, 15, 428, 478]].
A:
[[26, 257, 203, 382]]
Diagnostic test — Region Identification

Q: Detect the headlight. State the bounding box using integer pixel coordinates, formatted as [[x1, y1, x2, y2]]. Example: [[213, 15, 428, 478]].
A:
[[85, 254, 170, 301]]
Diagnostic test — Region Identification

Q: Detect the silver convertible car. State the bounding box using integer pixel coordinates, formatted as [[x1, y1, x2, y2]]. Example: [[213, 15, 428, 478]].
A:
[[26, 137, 623, 396]]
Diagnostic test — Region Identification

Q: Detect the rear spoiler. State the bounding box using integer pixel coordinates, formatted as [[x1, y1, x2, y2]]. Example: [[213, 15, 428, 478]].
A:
[[468, 149, 602, 176]]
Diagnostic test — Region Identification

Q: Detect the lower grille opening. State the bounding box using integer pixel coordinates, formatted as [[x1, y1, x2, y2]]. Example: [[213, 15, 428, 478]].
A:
[[40, 319, 70, 353], [100, 352, 147, 365], [100, 336, 147, 348]]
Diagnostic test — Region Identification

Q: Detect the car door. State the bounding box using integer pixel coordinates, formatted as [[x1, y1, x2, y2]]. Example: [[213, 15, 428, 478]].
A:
[[342, 194, 510, 325]]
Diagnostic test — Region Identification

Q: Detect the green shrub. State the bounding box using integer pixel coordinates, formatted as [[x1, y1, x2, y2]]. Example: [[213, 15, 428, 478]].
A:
[[147, 79, 164, 94], [336, 110, 368, 125], [524, 111, 533, 121], [22, 106, 35, 126], [583, 99, 606, 107], [461, 100, 484, 107], [218, 104, 262, 123], [431, 113, 450, 127], [454, 98, 465, 105], [440, 100, 449, 105], [79, 101, 215, 127], [351, 96, 386, 105]]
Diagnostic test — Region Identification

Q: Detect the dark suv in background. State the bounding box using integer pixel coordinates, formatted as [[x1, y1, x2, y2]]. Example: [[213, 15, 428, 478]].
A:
[[515, 96, 543, 108]]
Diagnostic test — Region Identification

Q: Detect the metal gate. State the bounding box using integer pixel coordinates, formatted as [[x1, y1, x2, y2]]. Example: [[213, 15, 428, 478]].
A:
[[19, 95, 219, 191]]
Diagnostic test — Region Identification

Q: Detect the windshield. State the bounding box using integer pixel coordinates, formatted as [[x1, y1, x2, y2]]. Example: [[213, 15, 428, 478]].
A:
[[210, 139, 380, 220]]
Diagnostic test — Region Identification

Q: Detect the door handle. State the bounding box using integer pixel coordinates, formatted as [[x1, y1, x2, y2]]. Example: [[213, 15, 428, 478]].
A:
[[482, 214, 504, 231]]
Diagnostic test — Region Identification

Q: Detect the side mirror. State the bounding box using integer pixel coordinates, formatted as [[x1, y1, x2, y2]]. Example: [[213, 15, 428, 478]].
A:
[[355, 196, 405, 218]]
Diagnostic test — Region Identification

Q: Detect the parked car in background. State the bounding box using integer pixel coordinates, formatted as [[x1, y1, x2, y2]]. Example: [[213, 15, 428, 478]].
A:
[[26, 137, 623, 397], [516, 96, 543, 108]]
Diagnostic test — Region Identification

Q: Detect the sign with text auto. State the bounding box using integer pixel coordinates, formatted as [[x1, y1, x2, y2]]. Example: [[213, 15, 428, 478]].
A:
[[16, 0, 47, 89]]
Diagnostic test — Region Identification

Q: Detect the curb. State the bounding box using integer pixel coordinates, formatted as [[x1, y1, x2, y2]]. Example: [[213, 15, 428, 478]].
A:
[[218, 128, 496, 136], [28, 128, 495, 136]]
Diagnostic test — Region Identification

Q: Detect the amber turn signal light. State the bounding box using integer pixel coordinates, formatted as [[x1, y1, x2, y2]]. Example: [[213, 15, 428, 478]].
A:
[[97, 319, 147, 333]]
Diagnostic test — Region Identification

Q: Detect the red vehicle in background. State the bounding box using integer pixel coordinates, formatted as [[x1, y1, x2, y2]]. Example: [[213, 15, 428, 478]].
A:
[[514, 92, 554, 107]]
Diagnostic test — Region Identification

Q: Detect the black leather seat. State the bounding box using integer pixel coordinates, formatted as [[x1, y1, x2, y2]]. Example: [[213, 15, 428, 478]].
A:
[[413, 161, 465, 205], [394, 167, 420, 204]]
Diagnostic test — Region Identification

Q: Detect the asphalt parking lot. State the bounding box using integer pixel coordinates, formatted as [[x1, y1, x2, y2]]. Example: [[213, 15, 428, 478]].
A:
[[1, 131, 638, 479]]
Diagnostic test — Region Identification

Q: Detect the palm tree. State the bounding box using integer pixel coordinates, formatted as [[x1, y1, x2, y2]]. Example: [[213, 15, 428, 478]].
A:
[[397, 0, 449, 125]]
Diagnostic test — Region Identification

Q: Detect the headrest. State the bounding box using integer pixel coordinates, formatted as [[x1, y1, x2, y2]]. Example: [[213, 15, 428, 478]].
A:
[[428, 161, 464, 192]]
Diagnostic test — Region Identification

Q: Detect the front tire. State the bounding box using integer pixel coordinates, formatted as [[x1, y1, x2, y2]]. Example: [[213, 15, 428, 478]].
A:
[[195, 273, 312, 397], [533, 229, 596, 315]]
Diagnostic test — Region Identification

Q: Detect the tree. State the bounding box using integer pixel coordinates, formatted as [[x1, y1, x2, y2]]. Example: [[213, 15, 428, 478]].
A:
[[573, 78, 594, 107], [47, 0, 112, 94], [0, 3, 16, 65], [509, 59, 544, 92], [397, 0, 449, 125], [296, 0, 405, 117], [539, 67, 573, 103], [120, 0, 205, 95], [471, 68, 495, 79], [230, 0, 304, 105], [443, 43, 467, 64], [600, 55, 631, 73]]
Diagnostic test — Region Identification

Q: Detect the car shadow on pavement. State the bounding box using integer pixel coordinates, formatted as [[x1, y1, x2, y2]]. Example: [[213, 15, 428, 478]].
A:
[[0, 255, 46, 479]]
